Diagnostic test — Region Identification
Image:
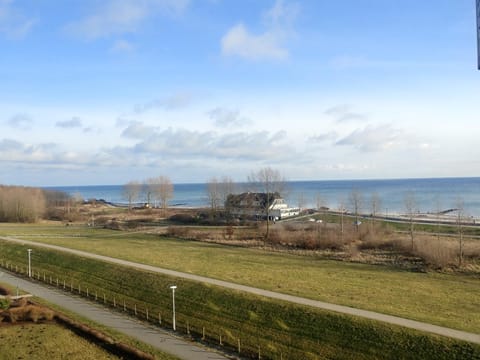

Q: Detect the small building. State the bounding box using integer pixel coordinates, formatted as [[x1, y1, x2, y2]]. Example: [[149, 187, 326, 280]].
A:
[[226, 192, 300, 220]]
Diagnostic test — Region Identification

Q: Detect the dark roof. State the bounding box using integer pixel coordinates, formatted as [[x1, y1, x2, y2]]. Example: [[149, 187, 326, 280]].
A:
[[226, 192, 281, 208]]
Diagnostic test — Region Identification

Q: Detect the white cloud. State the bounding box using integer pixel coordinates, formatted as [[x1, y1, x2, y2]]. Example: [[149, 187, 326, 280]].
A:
[[66, 0, 190, 40], [110, 39, 135, 52], [325, 104, 367, 123], [207, 107, 252, 128], [7, 113, 33, 129], [336, 124, 406, 152], [221, 0, 298, 61], [133, 92, 193, 113], [0, 0, 36, 39], [56, 117, 83, 129], [308, 131, 338, 143], [221, 23, 288, 61], [120, 122, 295, 162]]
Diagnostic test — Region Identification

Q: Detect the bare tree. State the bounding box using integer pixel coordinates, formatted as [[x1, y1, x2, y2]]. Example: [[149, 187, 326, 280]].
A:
[[455, 197, 466, 266], [219, 176, 235, 219], [123, 181, 141, 211], [349, 188, 363, 232], [340, 198, 346, 243], [404, 191, 417, 251], [248, 167, 285, 245], [370, 192, 382, 235], [206, 177, 221, 218], [146, 176, 174, 215], [434, 195, 442, 242]]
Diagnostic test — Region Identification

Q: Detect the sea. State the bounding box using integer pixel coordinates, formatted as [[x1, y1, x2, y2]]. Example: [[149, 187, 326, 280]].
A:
[[46, 177, 480, 218]]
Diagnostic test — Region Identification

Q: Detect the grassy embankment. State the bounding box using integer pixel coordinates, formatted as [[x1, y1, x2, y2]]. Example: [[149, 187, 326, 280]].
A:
[[0, 323, 120, 360], [0, 224, 478, 333], [0, 228, 479, 359]]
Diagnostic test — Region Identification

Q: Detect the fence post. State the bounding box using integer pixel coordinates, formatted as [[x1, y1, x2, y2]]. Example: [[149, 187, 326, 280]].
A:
[[134, 304, 137, 316], [113, 297, 116, 307], [258, 346, 261, 360], [146, 308, 149, 321], [123, 300, 126, 312], [95, 291, 98, 301], [158, 313, 162, 325], [78, 284, 81, 294], [187, 321, 190, 335], [56, 278, 59, 287], [63, 279, 66, 289], [220, 334, 222, 346], [202, 327, 205, 340], [87, 288, 89, 297], [238, 338, 241, 354], [103, 293, 106, 304], [43, 272, 45, 282]]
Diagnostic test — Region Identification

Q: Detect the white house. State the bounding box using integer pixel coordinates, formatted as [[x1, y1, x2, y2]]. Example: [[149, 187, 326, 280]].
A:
[[226, 192, 300, 220]]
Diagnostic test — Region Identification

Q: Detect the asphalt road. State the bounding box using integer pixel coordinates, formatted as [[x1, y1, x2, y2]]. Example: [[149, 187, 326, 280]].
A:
[[1, 236, 479, 345], [0, 270, 228, 360]]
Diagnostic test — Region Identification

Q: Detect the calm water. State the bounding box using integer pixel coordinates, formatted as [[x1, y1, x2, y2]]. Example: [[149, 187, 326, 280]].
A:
[[46, 177, 480, 217]]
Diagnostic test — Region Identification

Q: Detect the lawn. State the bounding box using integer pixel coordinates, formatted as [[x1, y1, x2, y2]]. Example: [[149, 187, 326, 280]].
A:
[[0, 323, 119, 360], [0, 223, 479, 334]]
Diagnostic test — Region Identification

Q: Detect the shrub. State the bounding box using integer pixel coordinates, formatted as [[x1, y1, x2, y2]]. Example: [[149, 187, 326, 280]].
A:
[[413, 238, 457, 269], [0, 285, 11, 295], [2, 305, 54, 323], [166, 226, 190, 238]]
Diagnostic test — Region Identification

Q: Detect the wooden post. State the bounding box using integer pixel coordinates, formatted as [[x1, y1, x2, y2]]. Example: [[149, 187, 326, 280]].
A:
[[43, 272, 45, 282], [63, 279, 66, 289], [238, 338, 241, 354], [78, 284, 81, 294], [146, 308, 149, 321], [56, 278, 59, 287], [158, 313, 161, 325], [123, 300, 126, 312], [220, 334, 222, 346], [113, 297, 116, 307], [103, 293, 106, 304], [70, 282, 73, 292], [134, 304, 137, 316], [50, 276, 52, 284], [86, 288, 89, 297], [258, 346, 261, 360], [202, 327, 205, 340], [95, 291, 98, 301], [187, 321, 190, 335]]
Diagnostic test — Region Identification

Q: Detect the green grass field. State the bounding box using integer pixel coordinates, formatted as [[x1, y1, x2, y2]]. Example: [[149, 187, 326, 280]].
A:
[[0, 323, 120, 360], [1, 240, 479, 360], [0, 223, 478, 334]]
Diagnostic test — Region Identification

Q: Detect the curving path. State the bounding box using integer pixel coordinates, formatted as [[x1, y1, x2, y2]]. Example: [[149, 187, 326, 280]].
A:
[[1, 236, 479, 345], [0, 270, 228, 360]]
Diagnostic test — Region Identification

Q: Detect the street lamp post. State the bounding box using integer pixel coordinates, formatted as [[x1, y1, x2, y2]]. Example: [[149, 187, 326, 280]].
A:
[[27, 249, 32, 278], [170, 285, 177, 331]]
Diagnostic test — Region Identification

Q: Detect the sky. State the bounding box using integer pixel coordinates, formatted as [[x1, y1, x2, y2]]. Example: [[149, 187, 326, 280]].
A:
[[0, 0, 479, 186]]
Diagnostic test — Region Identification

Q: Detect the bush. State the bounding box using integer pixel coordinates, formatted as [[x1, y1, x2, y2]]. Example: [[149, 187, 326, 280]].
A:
[[414, 238, 457, 269], [166, 226, 190, 238], [2, 305, 54, 323], [0, 285, 11, 295]]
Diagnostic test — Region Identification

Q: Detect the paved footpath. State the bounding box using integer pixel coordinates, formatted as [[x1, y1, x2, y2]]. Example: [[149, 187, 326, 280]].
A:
[[0, 270, 228, 360], [2, 236, 480, 345]]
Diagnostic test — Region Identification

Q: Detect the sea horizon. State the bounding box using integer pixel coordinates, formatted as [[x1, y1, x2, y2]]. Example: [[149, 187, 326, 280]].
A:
[[45, 176, 480, 218]]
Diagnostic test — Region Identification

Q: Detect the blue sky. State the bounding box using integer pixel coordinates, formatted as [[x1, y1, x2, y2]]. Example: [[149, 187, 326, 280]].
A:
[[0, 0, 479, 186]]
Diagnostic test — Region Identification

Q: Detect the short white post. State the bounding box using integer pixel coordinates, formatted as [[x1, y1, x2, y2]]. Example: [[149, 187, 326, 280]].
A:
[[170, 285, 177, 331], [27, 249, 32, 278]]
